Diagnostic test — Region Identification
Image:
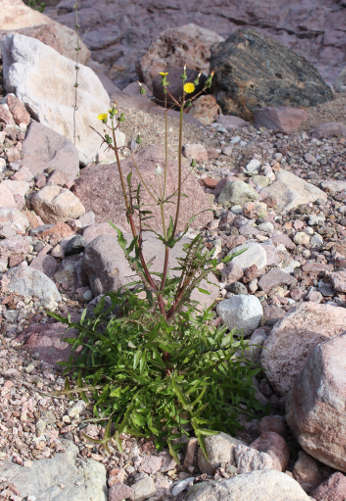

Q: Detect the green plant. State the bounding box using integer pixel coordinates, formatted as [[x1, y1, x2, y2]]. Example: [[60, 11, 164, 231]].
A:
[[51, 291, 264, 461], [23, 0, 46, 12], [50, 63, 265, 460]]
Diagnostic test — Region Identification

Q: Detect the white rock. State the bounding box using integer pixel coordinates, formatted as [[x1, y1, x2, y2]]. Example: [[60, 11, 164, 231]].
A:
[[216, 295, 263, 336], [0, 207, 29, 233], [260, 169, 327, 213], [229, 241, 267, 271], [244, 158, 261, 175], [185, 470, 312, 501], [1, 33, 125, 165]]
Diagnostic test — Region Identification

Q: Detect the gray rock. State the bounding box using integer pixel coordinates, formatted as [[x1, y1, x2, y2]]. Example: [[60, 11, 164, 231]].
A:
[[0, 440, 107, 501], [258, 268, 295, 293], [218, 179, 259, 205], [197, 433, 243, 475], [3, 261, 61, 307], [185, 470, 312, 501], [132, 475, 156, 501], [21, 121, 80, 187], [216, 295, 263, 336]]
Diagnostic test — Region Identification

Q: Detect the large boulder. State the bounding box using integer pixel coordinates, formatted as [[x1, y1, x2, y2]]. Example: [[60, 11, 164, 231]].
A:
[[261, 302, 346, 395], [0, 0, 52, 30], [72, 144, 214, 233], [1, 33, 123, 165], [185, 470, 312, 501], [210, 29, 333, 118], [286, 334, 346, 472], [0, 0, 90, 63], [137, 23, 224, 88]]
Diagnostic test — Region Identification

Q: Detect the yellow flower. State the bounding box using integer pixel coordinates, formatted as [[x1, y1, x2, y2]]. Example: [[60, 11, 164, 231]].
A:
[[184, 82, 195, 94], [159, 71, 168, 76], [97, 113, 108, 122]]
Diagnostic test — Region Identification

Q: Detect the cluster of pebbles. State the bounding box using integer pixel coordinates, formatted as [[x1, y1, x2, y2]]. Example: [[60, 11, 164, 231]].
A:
[[0, 89, 345, 499]]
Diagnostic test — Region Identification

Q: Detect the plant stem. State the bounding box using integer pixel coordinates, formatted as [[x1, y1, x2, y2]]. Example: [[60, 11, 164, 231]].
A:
[[111, 122, 167, 319]]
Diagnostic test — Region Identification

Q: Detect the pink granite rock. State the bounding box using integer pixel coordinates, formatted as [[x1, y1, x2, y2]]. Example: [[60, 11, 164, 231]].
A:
[[261, 302, 346, 395], [253, 106, 308, 133], [292, 451, 322, 493], [250, 431, 290, 472], [286, 334, 346, 472], [72, 144, 214, 233], [311, 122, 346, 138], [312, 472, 346, 501]]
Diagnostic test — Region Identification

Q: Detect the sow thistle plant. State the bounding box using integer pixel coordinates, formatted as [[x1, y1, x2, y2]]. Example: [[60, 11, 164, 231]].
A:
[[51, 67, 265, 461]]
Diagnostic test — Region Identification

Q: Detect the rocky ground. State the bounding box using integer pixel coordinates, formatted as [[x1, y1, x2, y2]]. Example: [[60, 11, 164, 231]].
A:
[[0, 1, 345, 501]]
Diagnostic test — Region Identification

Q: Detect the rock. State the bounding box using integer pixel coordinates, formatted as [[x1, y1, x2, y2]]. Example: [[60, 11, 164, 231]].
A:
[[253, 106, 308, 133], [311, 121, 346, 138], [210, 29, 333, 118], [259, 415, 287, 437], [312, 472, 346, 501], [229, 241, 267, 271], [216, 294, 263, 336], [250, 432, 289, 471], [83, 232, 219, 310], [185, 470, 312, 501], [108, 483, 134, 501], [0, 207, 29, 234], [3, 261, 61, 307], [73, 144, 214, 234], [0, 181, 17, 208], [31, 185, 85, 223], [7, 21, 91, 65], [262, 302, 346, 395], [286, 334, 346, 472], [335, 67, 346, 92], [217, 114, 249, 130], [137, 23, 224, 88], [21, 322, 74, 366], [30, 249, 58, 278], [0, 439, 107, 500], [183, 143, 208, 163], [197, 433, 242, 474], [329, 270, 346, 292], [233, 444, 275, 474], [1, 33, 121, 165], [258, 269, 295, 292], [21, 121, 80, 187], [132, 474, 156, 501], [0, 0, 52, 31], [260, 169, 327, 213], [218, 179, 259, 205], [5, 93, 31, 127], [292, 451, 322, 492], [190, 95, 220, 125]]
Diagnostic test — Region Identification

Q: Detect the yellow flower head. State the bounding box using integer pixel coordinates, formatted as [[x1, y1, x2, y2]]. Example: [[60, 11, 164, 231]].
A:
[[184, 82, 195, 94], [97, 113, 108, 122], [159, 71, 168, 76]]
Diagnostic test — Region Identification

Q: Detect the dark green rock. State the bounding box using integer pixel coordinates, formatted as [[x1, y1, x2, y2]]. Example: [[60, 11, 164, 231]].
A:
[[210, 29, 333, 117]]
